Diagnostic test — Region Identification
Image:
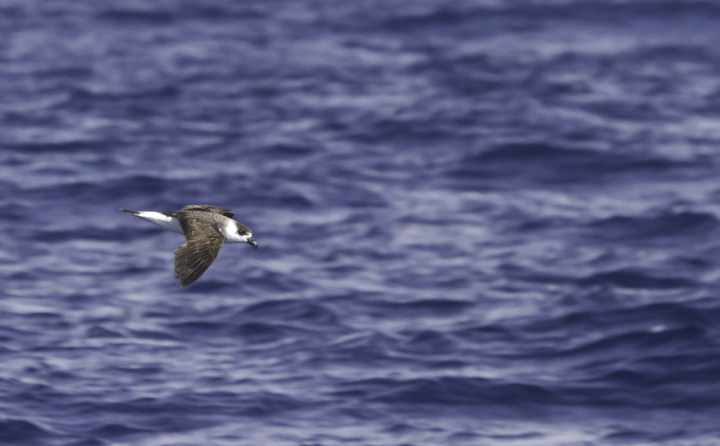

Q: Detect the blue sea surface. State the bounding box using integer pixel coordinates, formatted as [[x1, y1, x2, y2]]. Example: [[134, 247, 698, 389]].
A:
[[2, 1, 720, 445]]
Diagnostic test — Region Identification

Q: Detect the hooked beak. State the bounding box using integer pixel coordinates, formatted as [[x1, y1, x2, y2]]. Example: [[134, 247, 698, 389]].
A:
[[247, 237, 258, 249]]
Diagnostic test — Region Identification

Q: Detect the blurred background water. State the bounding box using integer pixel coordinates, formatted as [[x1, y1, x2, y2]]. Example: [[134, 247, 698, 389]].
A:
[[2, 1, 720, 445]]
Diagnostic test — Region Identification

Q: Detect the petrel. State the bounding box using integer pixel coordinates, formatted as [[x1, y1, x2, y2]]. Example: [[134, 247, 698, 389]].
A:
[[120, 205, 258, 287]]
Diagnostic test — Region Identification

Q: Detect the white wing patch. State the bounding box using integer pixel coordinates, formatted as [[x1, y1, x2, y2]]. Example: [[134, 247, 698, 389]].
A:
[[135, 212, 184, 234]]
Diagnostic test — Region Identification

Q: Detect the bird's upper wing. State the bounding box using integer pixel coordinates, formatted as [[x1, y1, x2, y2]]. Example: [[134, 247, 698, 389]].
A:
[[173, 217, 224, 287], [180, 204, 234, 218]]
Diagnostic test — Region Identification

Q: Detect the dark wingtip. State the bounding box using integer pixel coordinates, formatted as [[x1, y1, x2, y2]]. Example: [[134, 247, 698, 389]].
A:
[[120, 208, 139, 215]]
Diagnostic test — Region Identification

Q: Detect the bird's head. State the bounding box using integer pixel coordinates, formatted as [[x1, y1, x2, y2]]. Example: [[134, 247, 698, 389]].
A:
[[234, 224, 258, 249]]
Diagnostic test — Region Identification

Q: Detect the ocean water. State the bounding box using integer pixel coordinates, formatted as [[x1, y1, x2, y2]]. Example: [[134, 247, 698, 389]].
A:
[[2, 1, 720, 445]]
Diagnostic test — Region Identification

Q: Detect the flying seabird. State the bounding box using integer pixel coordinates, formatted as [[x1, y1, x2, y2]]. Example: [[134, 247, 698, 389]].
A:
[[120, 205, 258, 287]]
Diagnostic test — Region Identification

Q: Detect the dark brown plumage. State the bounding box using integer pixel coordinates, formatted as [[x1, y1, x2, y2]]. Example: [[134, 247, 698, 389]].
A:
[[173, 216, 225, 287]]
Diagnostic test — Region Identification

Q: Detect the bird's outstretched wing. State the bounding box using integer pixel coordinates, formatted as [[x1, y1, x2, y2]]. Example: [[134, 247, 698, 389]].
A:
[[180, 204, 233, 218], [173, 217, 224, 287]]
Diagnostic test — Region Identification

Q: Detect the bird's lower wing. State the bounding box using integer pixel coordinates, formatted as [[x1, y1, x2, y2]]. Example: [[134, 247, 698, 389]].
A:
[[174, 239, 223, 287], [174, 218, 224, 287]]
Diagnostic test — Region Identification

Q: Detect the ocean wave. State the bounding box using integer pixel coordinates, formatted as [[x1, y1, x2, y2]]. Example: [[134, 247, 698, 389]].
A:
[[2, 0, 720, 444], [0, 419, 49, 444], [590, 211, 720, 240]]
